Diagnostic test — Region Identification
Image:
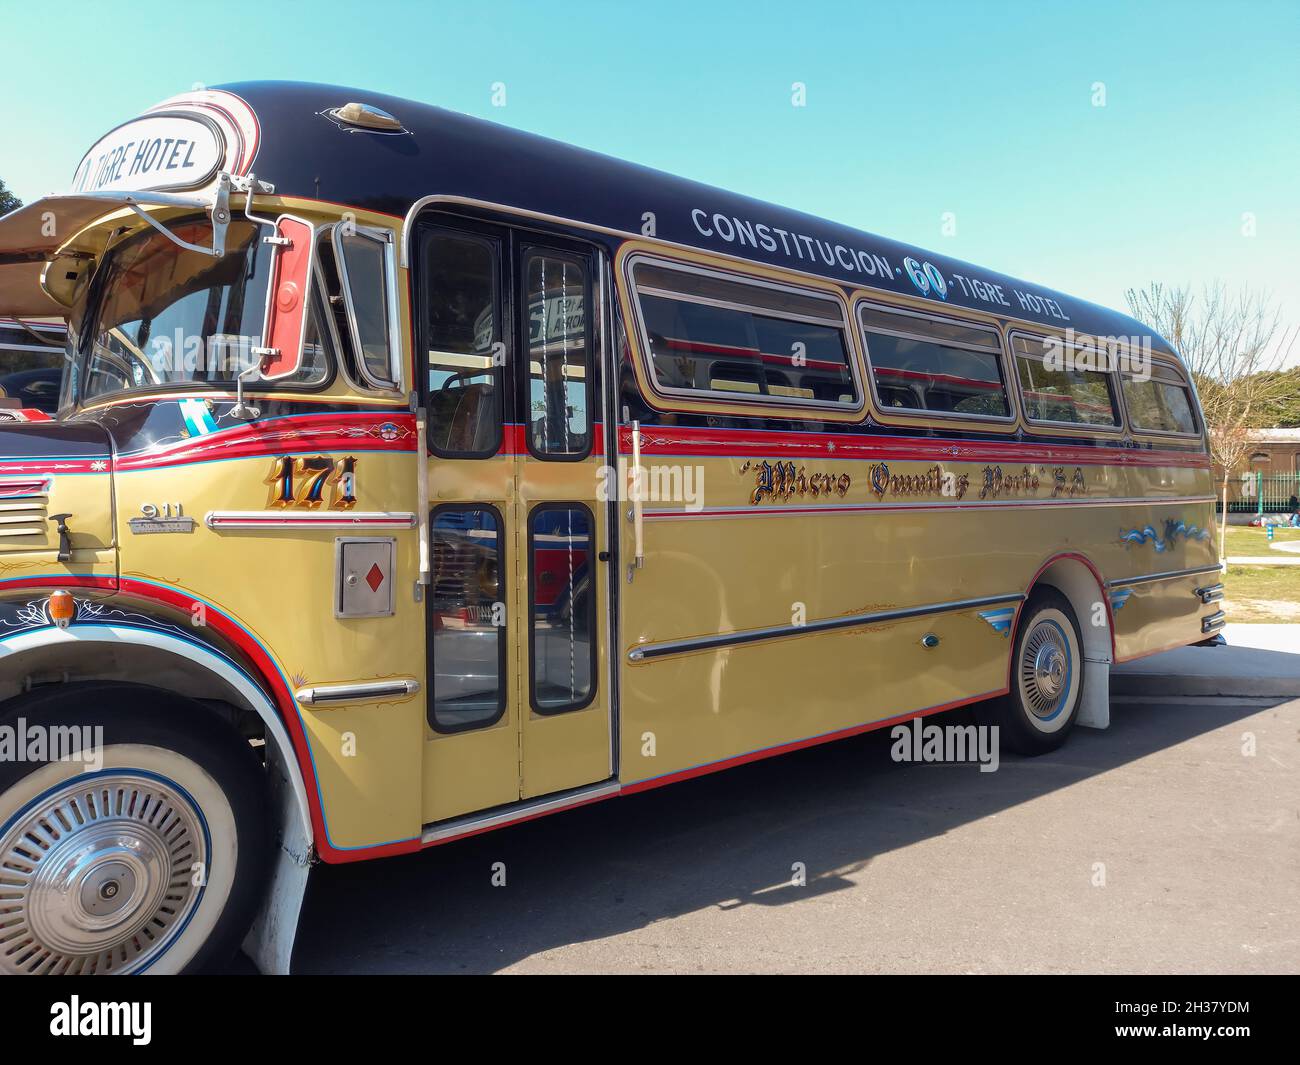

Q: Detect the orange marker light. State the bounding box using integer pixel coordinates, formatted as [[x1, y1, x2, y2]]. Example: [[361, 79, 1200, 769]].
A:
[[47, 590, 75, 629]]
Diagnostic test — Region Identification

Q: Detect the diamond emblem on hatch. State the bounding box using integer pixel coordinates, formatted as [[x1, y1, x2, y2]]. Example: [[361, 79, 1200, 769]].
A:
[[364, 563, 385, 593]]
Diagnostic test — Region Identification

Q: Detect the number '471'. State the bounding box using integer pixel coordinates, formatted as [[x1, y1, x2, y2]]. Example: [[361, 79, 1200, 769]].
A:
[[266, 455, 357, 509]]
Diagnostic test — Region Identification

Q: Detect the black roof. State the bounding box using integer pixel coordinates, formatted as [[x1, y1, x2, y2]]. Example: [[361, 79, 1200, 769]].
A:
[[222, 80, 1173, 352]]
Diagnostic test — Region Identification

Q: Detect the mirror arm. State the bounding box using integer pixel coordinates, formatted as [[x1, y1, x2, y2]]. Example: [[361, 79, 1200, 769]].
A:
[[242, 173, 283, 233], [228, 359, 263, 421]]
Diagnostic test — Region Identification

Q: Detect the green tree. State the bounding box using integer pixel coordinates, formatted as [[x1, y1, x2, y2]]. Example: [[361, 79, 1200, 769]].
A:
[[0, 177, 20, 215], [1255, 367, 1300, 427]]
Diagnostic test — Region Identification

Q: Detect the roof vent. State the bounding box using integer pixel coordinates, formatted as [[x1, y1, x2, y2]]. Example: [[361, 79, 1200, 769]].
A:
[[329, 102, 404, 132]]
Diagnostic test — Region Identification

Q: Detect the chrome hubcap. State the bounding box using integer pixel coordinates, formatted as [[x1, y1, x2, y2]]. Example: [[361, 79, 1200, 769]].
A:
[[0, 774, 206, 974], [1020, 621, 1071, 719]]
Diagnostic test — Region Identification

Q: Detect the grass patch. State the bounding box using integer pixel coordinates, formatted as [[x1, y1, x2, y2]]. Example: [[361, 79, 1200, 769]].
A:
[[1222, 524, 1300, 558], [1222, 564, 1300, 623]]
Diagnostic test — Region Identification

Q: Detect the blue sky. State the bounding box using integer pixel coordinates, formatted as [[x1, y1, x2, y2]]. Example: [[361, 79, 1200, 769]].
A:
[[3, 0, 1297, 360]]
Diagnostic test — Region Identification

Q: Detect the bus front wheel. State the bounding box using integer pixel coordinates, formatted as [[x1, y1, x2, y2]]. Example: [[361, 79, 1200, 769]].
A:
[[989, 589, 1084, 755], [0, 685, 270, 974]]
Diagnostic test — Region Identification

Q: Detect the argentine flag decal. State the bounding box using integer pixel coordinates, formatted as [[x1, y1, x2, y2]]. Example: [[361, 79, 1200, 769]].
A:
[[179, 398, 218, 437]]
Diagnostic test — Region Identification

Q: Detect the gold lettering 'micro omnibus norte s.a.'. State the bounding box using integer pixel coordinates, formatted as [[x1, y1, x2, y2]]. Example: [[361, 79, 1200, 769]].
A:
[[0, 84, 1220, 974]]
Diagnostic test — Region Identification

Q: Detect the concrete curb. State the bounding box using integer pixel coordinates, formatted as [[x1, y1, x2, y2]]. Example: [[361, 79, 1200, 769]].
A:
[[1110, 670, 1300, 698], [1110, 634, 1300, 698]]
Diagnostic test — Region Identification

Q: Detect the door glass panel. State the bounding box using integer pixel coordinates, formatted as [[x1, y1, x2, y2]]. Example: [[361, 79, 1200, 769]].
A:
[[524, 252, 590, 456], [429, 507, 505, 732], [529, 505, 595, 713], [422, 231, 502, 456]]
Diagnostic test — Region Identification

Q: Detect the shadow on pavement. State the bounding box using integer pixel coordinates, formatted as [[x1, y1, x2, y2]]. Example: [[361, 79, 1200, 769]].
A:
[[269, 695, 1281, 973]]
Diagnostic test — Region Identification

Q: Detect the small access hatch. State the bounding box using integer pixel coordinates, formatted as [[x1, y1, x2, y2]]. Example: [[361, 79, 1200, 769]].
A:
[[335, 537, 396, 618]]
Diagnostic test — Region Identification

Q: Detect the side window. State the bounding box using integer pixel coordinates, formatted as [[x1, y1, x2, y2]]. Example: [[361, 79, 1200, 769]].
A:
[[298, 284, 334, 386], [529, 504, 596, 714], [334, 227, 398, 389], [630, 260, 857, 407], [428, 506, 506, 733], [1013, 334, 1120, 427], [0, 322, 66, 414], [1121, 365, 1198, 434], [421, 230, 503, 457], [858, 305, 1010, 419], [524, 250, 591, 457]]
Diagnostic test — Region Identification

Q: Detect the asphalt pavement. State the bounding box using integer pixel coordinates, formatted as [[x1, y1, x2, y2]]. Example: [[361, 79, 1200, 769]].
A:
[[289, 685, 1300, 974]]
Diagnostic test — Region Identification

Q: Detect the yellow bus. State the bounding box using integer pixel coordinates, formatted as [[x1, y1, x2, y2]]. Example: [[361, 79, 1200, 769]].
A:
[[0, 84, 1220, 974]]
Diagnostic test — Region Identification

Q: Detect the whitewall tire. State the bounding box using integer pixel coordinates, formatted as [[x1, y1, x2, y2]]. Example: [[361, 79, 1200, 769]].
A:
[[991, 589, 1084, 755], [0, 686, 269, 974]]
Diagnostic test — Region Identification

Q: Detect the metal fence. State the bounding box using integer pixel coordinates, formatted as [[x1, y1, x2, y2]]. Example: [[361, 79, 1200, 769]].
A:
[[1218, 472, 1300, 514]]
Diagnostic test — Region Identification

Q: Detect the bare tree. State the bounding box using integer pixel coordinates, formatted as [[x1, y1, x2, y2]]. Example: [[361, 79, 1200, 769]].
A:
[[1125, 282, 1296, 565]]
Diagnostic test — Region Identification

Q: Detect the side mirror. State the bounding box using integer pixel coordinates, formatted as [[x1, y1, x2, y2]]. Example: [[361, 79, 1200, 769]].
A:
[[258, 215, 316, 381]]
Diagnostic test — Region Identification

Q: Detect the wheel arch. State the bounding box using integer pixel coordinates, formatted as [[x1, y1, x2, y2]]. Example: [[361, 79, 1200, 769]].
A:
[[0, 625, 313, 851], [1021, 552, 1115, 665], [1011, 552, 1115, 733]]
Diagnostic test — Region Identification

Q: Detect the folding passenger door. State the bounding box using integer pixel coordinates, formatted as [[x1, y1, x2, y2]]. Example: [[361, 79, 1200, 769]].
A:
[[511, 232, 614, 800], [417, 213, 613, 827]]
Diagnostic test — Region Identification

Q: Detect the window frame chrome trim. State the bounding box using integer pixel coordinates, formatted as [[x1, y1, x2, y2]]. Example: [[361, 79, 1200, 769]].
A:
[[1115, 359, 1204, 441], [425, 501, 510, 736], [416, 221, 508, 461], [526, 500, 599, 715], [1007, 328, 1125, 434], [310, 242, 364, 394], [854, 297, 1017, 426], [624, 252, 865, 413], [332, 222, 402, 392], [519, 241, 597, 462], [632, 285, 848, 329]]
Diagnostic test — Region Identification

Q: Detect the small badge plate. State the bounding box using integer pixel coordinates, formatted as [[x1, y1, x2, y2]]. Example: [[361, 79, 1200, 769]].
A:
[[128, 516, 197, 535]]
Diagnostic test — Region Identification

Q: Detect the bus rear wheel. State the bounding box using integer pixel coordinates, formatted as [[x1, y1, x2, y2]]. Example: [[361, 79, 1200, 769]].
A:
[[991, 589, 1084, 755], [0, 685, 269, 974]]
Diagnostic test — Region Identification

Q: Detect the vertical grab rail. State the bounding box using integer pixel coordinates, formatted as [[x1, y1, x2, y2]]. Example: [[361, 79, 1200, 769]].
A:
[[627, 415, 645, 582], [413, 392, 431, 597]]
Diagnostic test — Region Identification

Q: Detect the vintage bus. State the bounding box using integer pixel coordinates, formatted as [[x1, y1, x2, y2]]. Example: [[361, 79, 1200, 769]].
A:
[[0, 83, 1220, 974]]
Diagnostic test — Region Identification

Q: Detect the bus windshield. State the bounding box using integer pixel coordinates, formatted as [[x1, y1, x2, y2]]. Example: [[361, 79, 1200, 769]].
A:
[[73, 217, 328, 404]]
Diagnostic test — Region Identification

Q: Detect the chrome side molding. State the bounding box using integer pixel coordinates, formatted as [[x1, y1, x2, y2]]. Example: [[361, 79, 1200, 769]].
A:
[[421, 781, 622, 846], [296, 678, 421, 706], [627, 593, 1025, 662], [207, 510, 417, 530], [1108, 563, 1223, 589]]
